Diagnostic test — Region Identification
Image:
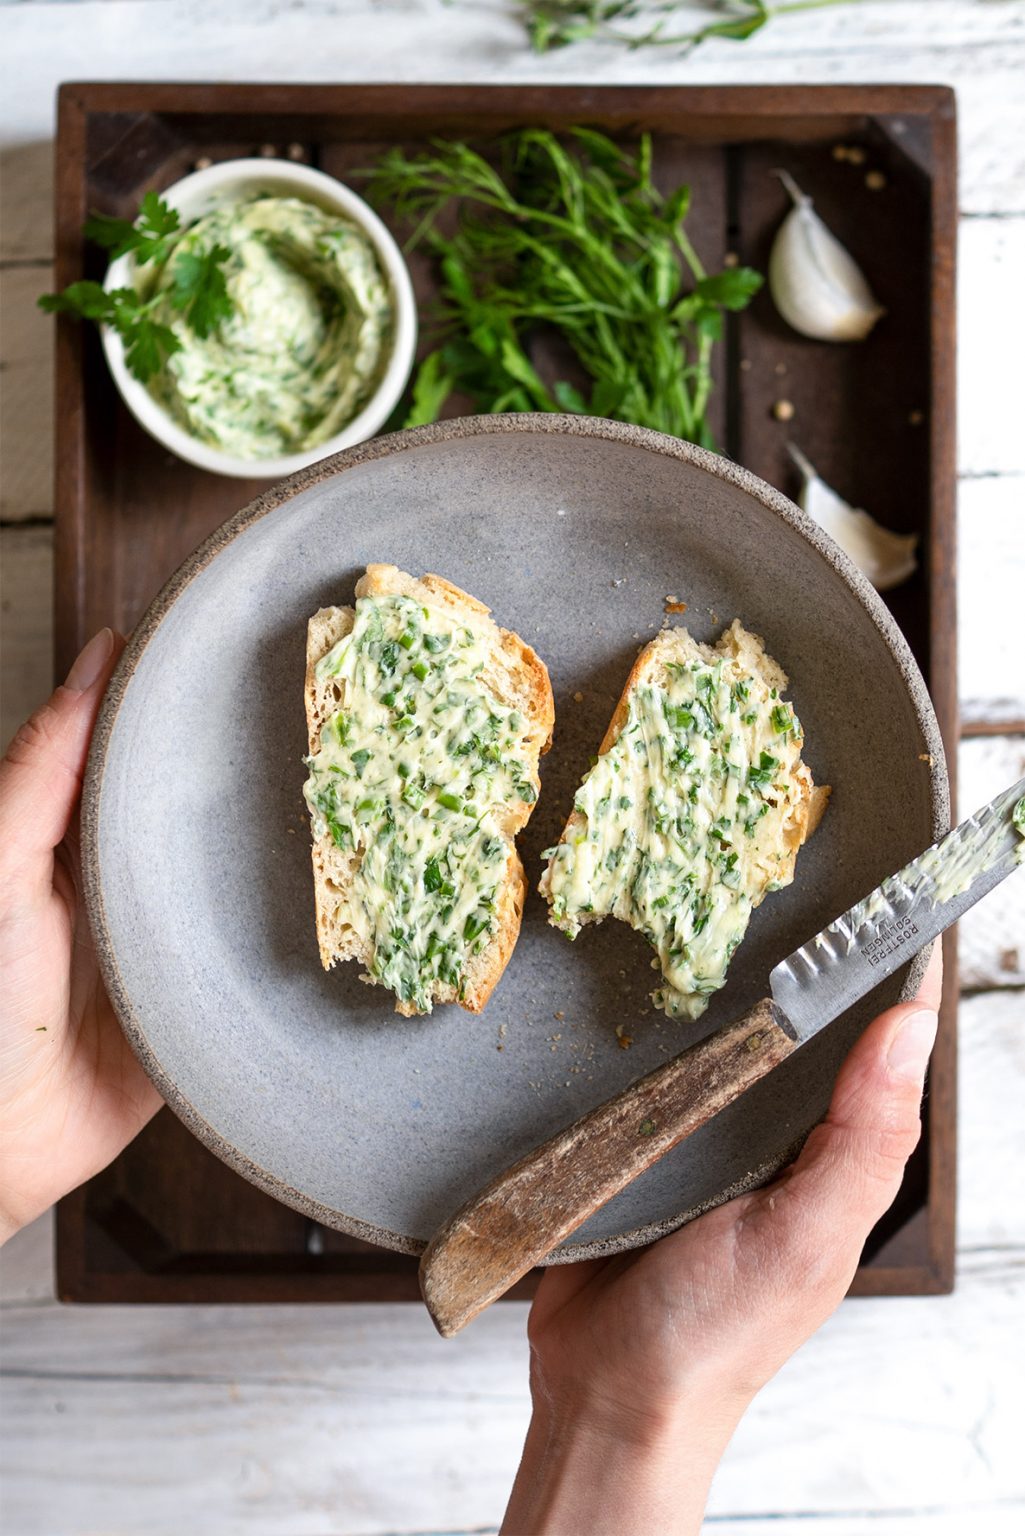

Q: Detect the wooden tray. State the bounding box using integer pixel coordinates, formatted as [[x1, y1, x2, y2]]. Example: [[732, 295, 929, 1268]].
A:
[[53, 82, 958, 1303]]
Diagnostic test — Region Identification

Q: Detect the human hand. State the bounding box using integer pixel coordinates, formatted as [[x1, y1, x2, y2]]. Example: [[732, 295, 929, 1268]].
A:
[[0, 630, 162, 1242], [502, 949, 942, 1535]]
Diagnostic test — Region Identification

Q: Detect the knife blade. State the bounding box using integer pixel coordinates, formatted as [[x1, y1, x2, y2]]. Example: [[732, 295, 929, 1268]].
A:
[[419, 779, 1025, 1335], [771, 775, 1025, 1044]]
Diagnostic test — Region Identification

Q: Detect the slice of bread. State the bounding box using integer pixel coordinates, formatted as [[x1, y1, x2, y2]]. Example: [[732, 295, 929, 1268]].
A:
[[304, 564, 553, 1016], [540, 619, 828, 1021]]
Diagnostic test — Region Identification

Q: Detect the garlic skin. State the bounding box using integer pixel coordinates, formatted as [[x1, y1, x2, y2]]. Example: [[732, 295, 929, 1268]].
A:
[[769, 170, 885, 342], [788, 445, 917, 591]]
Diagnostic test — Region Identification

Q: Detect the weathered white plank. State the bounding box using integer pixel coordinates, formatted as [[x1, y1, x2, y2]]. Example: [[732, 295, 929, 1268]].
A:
[[957, 741, 1025, 990], [0, 265, 54, 520], [965, 470, 1025, 728], [0, 1211, 54, 1308], [708, 1513, 1025, 1536], [957, 474, 1025, 728], [959, 220, 1025, 480], [0, 139, 52, 265], [957, 988, 1025, 1251], [1, 1301, 532, 1536], [0, 524, 53, 754], [3, 1251, 1025, 1536], [707, 1272, 1025, 1519]]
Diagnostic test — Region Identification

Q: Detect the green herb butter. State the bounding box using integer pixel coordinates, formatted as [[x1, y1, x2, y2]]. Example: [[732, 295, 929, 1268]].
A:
[[144, 196, 392, 458], [303, 593, 536, 1014], [542, 623, 814, 1020]]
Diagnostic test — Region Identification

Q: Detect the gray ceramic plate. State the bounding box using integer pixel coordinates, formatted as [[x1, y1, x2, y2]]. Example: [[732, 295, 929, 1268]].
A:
[[83, 415, 946, 1261]]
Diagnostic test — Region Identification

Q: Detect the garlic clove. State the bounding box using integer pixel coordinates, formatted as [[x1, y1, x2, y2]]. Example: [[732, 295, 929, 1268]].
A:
[[769, 170, 885, 343], [788, 444, 917, 591]]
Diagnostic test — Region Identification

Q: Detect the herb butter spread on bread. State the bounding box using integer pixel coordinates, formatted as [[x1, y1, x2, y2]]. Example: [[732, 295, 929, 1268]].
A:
[[303, 565, 554, 1016], [540, 621, 828, 1021]]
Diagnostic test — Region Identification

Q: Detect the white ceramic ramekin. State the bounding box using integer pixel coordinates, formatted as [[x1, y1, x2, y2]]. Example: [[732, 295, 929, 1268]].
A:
[[102, 158, 417, 479]]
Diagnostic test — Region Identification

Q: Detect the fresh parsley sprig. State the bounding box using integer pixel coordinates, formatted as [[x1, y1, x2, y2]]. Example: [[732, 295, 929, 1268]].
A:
[[82, 189, 182, 265], [166, 244, 233, 339], [522, 0, 855, 53], [369, 129, 762, 447], [39, 282, 182, 381], [38, 193, 233, 383]]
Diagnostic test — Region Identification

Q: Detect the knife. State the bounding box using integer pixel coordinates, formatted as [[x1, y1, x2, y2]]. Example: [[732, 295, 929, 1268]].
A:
[[420, 778, 1025, 1336]]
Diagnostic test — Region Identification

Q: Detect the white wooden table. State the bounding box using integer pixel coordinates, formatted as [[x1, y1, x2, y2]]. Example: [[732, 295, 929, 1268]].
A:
[[1, 4, 1023, 1532]]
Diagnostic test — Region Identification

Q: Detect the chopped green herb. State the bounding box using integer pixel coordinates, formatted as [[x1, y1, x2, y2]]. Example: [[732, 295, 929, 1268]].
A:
[[463, 912, 491, 943], [748, 752, 779, 789]]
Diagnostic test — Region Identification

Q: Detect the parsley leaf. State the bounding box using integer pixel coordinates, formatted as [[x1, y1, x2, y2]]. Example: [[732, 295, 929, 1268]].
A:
[[39, 282, 181, 381], [695, 268, 765, 311], [121, 314, 181, 383], [169, 244, 233, 337], [83, 190, 181, 266], [38, 280, 118, 322]]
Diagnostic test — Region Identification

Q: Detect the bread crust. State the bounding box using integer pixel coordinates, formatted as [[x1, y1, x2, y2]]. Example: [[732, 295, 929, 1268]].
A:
[[304, 565, 553, 1015]]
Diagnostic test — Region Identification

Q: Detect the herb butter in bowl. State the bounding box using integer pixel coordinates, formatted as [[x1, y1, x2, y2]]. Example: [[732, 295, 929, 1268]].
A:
[[100, 160, 417, 478]]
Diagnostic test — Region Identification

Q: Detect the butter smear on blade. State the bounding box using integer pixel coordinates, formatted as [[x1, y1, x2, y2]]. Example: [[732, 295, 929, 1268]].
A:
[[303, 592, 537, 1014], [146, 195, 392, 458], [542, 622, 820, 1020]]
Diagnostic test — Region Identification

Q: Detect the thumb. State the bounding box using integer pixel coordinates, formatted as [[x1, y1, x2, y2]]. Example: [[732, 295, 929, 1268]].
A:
[[0, 629, 122, 894], [786, 944, 942, 1242]]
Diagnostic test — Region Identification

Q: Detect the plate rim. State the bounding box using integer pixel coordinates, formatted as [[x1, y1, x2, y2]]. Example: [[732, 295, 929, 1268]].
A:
[[80, 412, 948, 1263]]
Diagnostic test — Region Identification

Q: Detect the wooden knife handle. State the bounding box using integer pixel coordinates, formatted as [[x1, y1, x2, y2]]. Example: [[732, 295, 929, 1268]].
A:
[[420, 999, 796, 1336]]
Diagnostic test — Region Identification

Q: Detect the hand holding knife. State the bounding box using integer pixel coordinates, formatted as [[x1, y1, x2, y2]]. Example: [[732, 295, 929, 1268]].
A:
[[421, 779, 1025, 1335]]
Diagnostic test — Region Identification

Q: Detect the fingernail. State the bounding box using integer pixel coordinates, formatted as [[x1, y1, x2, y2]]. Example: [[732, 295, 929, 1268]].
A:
[[64, 628, 114, 693], [887, 1008, 939, 1082]]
